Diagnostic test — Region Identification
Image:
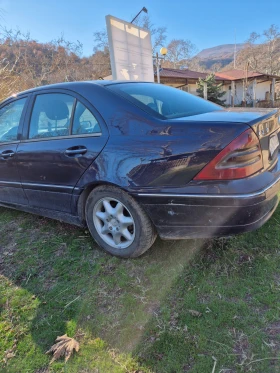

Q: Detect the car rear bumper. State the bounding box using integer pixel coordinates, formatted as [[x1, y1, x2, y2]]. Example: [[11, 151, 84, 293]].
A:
[[133, 172, 280, 240]]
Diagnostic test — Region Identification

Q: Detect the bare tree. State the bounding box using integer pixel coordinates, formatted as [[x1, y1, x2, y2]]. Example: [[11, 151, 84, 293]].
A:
[[263, 24, 280, 74], [134, 14, 167, 53], [226, 25, 280, 76], [210, 62, 223, 73], [93, 29, 109, 52], [165, 39, 196, 68], [242, 32, 261, 71], [185, 56, 206, 72], [50, 35, 84, 82], [0, 28, 94, 96]]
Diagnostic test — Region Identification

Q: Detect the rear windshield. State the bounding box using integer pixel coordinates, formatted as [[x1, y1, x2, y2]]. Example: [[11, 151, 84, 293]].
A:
[[106, 82, 223, 119]]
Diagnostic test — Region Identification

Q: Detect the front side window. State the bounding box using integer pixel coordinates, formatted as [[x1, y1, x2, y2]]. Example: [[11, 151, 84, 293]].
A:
[[72, 102, 101, 135], [29, 93, 75, 139], [0, 98, 27, 143]]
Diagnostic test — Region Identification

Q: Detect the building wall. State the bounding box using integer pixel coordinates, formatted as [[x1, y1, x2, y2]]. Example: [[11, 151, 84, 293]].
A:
[[187, 83, 199, 96], [173, 79, 271, 106], [222, 81, 271, 106]]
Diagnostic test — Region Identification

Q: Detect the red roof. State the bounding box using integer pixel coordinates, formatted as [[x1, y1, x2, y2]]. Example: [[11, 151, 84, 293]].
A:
[[157, 67, 280, 82], [158, 68, 227, 81], [215, 69, 272, 80]]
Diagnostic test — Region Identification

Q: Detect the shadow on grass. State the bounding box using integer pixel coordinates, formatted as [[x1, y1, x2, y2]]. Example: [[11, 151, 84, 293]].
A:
[[2, 205, 280, 373], [0, 207, 206, 372]]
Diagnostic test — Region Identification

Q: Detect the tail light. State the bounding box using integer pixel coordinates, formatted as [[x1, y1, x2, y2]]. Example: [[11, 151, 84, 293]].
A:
[[194, 128, 263, 180]]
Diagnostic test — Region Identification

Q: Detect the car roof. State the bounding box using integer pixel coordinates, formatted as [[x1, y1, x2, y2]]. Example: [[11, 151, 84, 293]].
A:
[[14, 80, 153, 96], [0, 80, 155, 106]]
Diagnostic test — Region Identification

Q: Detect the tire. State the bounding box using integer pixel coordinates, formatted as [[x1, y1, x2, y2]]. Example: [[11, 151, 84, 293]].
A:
[[85, 185, 157, 258]]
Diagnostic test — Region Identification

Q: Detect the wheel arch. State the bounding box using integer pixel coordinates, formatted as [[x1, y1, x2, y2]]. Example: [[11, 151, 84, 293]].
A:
[[76, 181, 130, 224]]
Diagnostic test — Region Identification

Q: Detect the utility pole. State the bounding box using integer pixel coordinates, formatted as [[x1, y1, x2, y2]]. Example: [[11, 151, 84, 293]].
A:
[[155, 53, 160, 83], [153, 48, 167, 84], [244, 60, 249, 107], [234, 29, 237, 69]]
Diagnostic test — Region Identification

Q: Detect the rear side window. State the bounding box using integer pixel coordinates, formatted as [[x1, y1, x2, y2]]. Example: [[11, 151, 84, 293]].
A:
[[72, 102, 101, 135], [29, 93, 75, 139], [0, 98, 27, 143], [107, 83, 222, 119]]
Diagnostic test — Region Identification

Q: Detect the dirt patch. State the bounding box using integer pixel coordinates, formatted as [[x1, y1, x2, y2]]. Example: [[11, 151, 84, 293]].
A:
[[264, 321, 280, 370], [266, 321, 280, 338], [236, 253, 254, 265], [230, 329, 251, 367]]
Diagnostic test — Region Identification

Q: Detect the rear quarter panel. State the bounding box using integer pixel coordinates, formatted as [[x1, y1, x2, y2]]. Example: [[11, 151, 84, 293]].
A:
[[74, 84, 249, 190]]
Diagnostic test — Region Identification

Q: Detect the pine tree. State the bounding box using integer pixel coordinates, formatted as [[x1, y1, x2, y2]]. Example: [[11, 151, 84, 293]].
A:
[[197, 74, 226, 106]]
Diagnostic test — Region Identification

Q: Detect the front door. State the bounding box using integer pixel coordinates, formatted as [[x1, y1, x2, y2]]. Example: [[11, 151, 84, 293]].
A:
[[0, 97, 28, 205], [17, 91, 108, 212]]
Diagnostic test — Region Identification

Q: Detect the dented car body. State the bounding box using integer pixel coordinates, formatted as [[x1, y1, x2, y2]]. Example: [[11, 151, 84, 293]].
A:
[[0, 81, 279, 246]]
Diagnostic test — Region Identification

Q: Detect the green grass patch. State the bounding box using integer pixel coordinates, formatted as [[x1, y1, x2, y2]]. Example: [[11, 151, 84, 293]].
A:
[[0, 205, 280, 372]]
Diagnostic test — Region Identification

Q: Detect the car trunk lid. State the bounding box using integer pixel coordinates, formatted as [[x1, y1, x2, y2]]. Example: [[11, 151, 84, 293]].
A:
[[175, 108, 280, 171], [230, 108, 280, 171]]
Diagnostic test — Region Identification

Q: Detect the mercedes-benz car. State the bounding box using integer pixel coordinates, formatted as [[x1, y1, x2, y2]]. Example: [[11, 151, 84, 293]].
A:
[[0, 81, 279, 257]]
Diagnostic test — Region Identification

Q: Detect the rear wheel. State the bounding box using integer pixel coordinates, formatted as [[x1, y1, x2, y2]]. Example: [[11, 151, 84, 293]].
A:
[[85, 185, 157, 258]]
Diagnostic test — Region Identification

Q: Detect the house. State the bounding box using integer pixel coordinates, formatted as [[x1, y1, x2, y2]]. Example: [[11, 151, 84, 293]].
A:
[[157, 68, 280, 107], [103, 67, 280, 107], [156, 67, 229, 95], [215, 69, 280, 106]]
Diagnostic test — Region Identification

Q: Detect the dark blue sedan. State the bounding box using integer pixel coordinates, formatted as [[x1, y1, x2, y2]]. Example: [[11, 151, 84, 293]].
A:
[[0, 81, 279, 257]]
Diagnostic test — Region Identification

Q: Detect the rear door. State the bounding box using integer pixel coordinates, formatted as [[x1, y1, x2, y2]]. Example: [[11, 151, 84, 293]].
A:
[[17, 89, 108, 212], [0, 96, 29, 205]]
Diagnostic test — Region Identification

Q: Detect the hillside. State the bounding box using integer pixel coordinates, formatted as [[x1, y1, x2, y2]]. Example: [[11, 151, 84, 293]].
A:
[[195, 43, 246, 69]]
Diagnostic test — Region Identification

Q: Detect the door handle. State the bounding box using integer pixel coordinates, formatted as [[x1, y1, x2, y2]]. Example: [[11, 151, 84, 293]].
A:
[[1, 150, 15, 159], [65, 146, 87, 156]]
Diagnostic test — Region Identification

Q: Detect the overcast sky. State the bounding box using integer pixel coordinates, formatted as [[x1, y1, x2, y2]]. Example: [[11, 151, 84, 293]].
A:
[[1, 0, 279, 56]]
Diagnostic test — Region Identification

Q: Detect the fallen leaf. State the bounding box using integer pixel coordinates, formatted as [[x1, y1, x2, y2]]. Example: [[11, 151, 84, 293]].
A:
[[188, 309, 202, 317], [46, 334, 80, 363], [6, 352, 15, 359]]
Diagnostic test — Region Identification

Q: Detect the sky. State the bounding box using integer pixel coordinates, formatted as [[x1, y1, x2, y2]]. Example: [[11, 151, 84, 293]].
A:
[[0, 0, 280, 56]]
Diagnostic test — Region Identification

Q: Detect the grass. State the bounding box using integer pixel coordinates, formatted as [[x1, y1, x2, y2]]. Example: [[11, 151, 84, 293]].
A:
[[0, 204, 279, 373]]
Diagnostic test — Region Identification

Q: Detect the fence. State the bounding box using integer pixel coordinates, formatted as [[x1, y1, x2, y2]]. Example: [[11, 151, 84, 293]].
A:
[[256, 99, 280, 108]]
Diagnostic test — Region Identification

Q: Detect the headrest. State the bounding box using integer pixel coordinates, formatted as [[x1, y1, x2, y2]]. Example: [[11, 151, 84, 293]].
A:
[[43, 99, 69, 120], [161, 103, 171, 116], [147, 102, 158, 112]]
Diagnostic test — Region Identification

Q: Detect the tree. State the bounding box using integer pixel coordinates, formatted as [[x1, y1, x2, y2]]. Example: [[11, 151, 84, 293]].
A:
[[210, 62, 223, 73], [186, 56, 206, 72], [244, 32, 261, 71], [92, 29, 111, 77], [133, 14, 167, 53], [224, 25, 280, 76], [165, 39, 196, 68], [93, 29, 109, 52], [0, 28, 97, 97], [197, 74, 226, 106], [263, 24, 280, 75]]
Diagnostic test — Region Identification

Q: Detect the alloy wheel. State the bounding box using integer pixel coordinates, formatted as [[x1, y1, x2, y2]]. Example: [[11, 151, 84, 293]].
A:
[[93, 197, 135, 249]]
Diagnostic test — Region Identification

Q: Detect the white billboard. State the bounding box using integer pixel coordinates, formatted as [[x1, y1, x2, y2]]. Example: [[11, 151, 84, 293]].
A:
[[106, 15, 154, 82]]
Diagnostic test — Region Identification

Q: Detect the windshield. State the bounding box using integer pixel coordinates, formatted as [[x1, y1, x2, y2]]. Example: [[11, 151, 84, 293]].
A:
[[107, 82, 223, 119]]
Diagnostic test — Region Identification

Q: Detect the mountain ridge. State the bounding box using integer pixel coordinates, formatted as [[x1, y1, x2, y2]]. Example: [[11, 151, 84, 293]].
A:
[[196, 43, 245, 60], [193, 43, 247, 70]]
